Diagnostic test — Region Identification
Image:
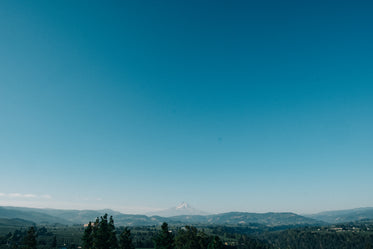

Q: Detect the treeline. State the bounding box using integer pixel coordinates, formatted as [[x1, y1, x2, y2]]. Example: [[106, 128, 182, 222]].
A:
[[82, 214, 271, 249], [81, 214, 225, 249], [82, 214, 131, 249], [15, 213, 373, 249], [153, 222, 224, 249], [264, 227, 373, 249], [0, 226, 58, 249]]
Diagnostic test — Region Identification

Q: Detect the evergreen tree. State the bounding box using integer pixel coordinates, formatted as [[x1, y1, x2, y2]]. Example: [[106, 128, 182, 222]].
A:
[[92, 217, 99, 246], [198, 231, 210, 249], [119, 227, 135, 249], [23, 227, 37, 249], [52, 235, 57, 248], [82, 222, 93, 249], [207, 236, 223, 249], [154, 222, 174, 249], [175, 226, 200, 249], [108, 215, 118, 249], [9, 229, 24, 248], [83, 214, 118, 249], [173, 226, 225, 249], [94, 214, 110, 249]]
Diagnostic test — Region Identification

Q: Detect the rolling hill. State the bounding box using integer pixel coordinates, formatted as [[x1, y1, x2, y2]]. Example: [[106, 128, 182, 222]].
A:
[[0, 207, 69, 225], [306, 207, 373, 224], [0, 206, 323, 227], [167, 212, 323, 226], [0, 218, 35, 227]]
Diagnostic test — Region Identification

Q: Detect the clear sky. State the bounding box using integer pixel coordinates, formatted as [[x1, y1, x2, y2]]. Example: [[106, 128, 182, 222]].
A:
[[1, 0, 373, 214]]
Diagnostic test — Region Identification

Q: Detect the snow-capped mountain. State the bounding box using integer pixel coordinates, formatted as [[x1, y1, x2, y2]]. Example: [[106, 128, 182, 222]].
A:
[[147, 202, 209, 217], [176, 202, 191, 210]]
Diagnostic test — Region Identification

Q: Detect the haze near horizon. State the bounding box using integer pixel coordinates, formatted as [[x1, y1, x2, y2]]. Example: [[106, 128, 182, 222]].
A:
[[1, 0, 373, 215]]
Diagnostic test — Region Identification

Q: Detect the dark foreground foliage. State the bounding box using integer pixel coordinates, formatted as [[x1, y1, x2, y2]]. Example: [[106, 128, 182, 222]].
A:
[[2, 214, 373, 249], [264, 226, 373, 249]]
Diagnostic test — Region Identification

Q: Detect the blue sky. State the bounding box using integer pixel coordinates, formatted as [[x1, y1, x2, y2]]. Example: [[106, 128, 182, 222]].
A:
[[0, 0, 373, 214]]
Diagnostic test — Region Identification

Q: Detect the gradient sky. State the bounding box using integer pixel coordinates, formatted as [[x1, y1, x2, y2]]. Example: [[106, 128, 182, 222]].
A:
[[1, 0, 373, 214]]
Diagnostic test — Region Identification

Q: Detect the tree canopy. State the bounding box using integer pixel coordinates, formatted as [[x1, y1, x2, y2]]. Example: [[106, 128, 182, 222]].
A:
[[82, 214, 117, 249], [153, 222, 175, 249], [119, 227, 135, 249], [23, 227, 37, 249]]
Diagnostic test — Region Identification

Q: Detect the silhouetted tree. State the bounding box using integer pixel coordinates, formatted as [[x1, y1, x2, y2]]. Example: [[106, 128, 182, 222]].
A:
[[52, 235, 57, 248], [82, 222, 93, 249], [207, 236, 223, 249], [175, 226, 200, 249], [119, 227, 135, 249], [82, 214, 118, 249], [108, 216, 118, 249], [154, 222, 174, 249], [23, 227, 37, 249]]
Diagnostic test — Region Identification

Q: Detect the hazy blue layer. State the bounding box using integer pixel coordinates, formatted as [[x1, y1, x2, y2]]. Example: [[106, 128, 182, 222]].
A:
[[0, 0, 372, 213]]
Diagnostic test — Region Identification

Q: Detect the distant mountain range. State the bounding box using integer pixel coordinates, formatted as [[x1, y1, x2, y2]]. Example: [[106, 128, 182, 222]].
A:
[[169, 212, 323, 226], [0, 204, 320, 227], [306, 207, 373, 223], [0, 206, 68, 224], [0, 218, 35, 228], [0, 204, 372, 227]]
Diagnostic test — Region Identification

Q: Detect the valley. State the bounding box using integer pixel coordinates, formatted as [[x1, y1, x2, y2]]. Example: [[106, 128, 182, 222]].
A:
[[1, 205, 373, 248]]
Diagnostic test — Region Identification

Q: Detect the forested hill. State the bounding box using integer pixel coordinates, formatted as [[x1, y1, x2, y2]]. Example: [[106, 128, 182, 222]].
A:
[[306, 207, 373, 224], [5, 205, 373, 226], [0, 206, 322, 227], [0, 218, 35, 227], [0, 207, 68, 225], [168, 212, 323, 226]]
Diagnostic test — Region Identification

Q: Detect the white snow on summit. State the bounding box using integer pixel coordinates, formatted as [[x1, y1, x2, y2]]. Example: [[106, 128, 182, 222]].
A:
[[176, 202, 190, 209], [146, 202, 209, 217]]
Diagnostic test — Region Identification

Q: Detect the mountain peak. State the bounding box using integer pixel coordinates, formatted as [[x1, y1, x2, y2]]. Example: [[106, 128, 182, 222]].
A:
[[176, 202, 190, 209], [146, 202, 209, 217]]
